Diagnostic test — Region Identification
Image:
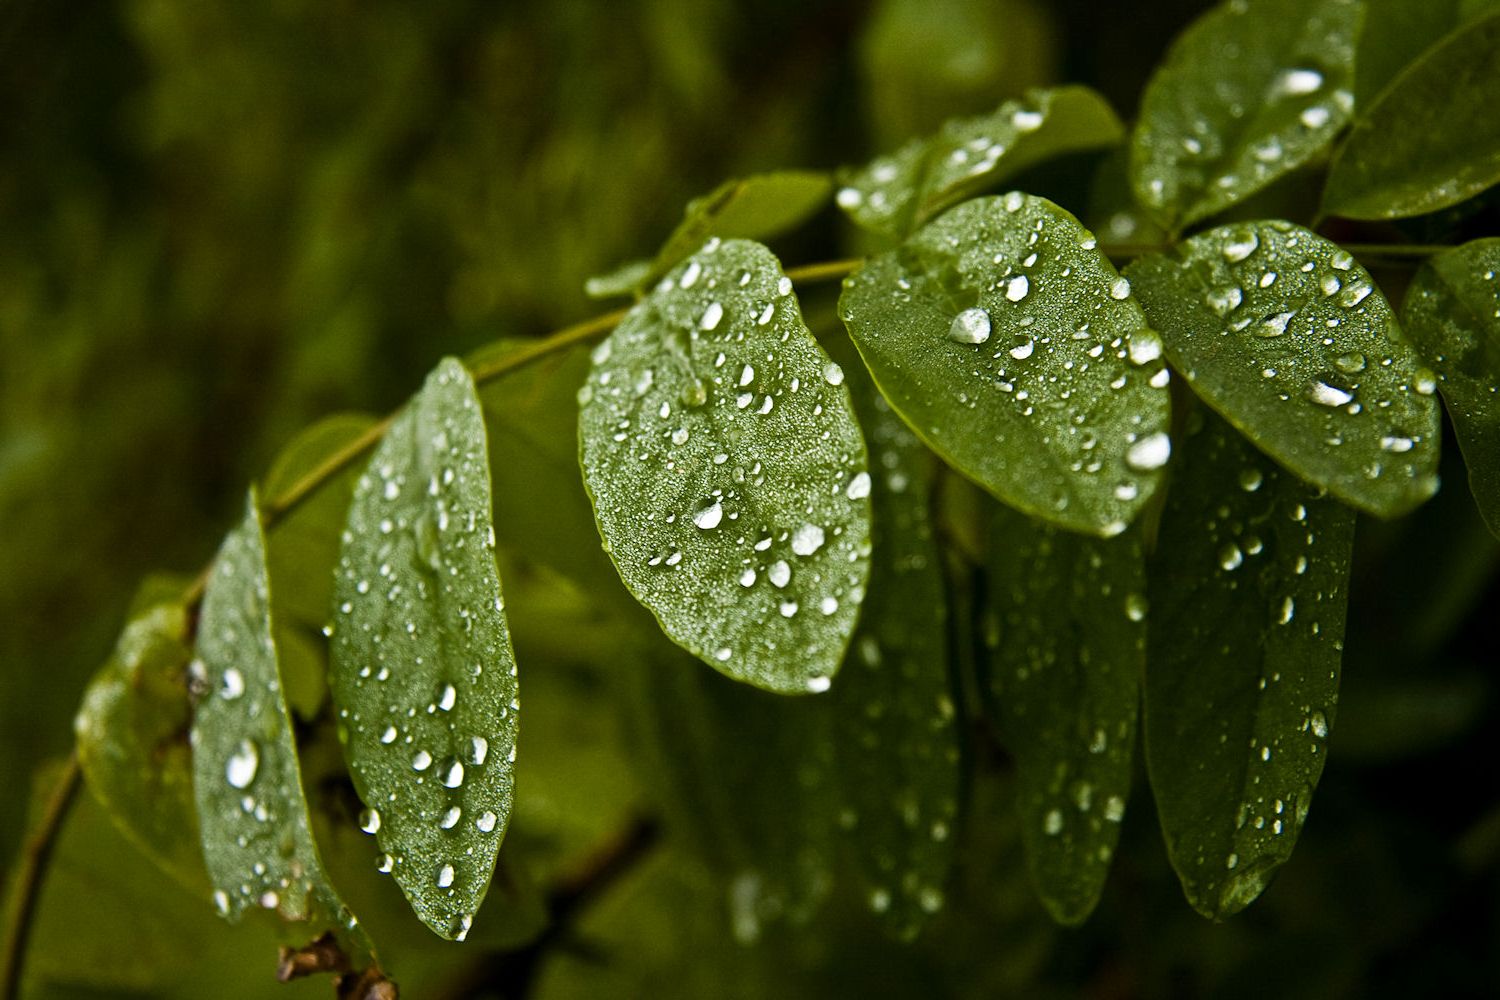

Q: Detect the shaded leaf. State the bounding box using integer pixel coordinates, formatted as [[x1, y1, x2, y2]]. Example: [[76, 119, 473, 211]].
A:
[[588, 173, 832, 298], [1324, 11, 1500, 219], [1401, 238, 1500, 536], [1352, 0, 1459, 108], [1130, 0, 1360, 230], [329, 358, 518, 941], [1144, 408, 1355, 918], [75, 594, 205, 892], [839, 192, 1173, 537], [191, 493, 368, 951], [1126, 220, 1441, 517], [578, 238, 871, 692], [837, 86, 1124, 239], [985, 506, 1142, 925], [811, 348, 960, 938]]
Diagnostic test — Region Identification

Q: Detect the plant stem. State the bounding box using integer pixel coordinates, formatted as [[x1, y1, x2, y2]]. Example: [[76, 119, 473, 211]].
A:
[[1, 754, 82, 1000]]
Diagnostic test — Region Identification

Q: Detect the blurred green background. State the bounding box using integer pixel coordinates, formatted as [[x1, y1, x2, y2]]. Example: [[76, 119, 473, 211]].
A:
[[4, 0, 1500, 997]]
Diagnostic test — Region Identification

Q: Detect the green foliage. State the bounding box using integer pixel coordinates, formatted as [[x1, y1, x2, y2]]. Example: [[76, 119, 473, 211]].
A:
[[1402, 239, 1500, 536], [191, 494, 368, 950], [8, 2, 1500, 997], [329, 359, 518, 941], [579, 239, 872, 692], [840, 193, 1171, 536], [1126, 220, 1441, 517], [1144, 408, 1354, 918], [1130, 0, 1360, 230], [1324, 11, 1500, 219], [985, 508, 1142, 925]]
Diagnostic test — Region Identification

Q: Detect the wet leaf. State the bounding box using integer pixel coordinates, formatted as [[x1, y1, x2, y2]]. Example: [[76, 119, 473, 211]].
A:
[[1144, 408, 1355, 919], [75, 594, 205, 891], [588, 173, 832, 298], [329, 358, 518, 941], [812, 350, 960, 938], [1401, 238, 1500, 536], [191, 493, 368, 951], [839, 192, 1173, 537], [1130, 0, 1360, 230], [1324, 11, 1500, 219], [985, 505, 1142, 925], [1126, 220, 1441, 517], [578, 238, 871, 692], [837, 86, 1125, 239]]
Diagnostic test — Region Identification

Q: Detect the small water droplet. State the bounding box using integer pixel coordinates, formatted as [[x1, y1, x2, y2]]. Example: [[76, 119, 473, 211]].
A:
[[476, 811, 498, 833], [823, 362, 845, 386], [437, 864, 455, 889], [791, 523, 826, 556], [846, 471, 872, 500], [220, 668, 245, 700], [441, 759, 465, 788], [359, 808, 381, 834], [1125, 593, 1149, 622], [1307, 381, 1354, 407], [807, 675, 831, 693], [440, 806, 462, 830], [699, 302, 724, 331], [226, 740, 259, 789], [768, 560, 792, 587], [1219, 543, 1244, 571], [693, 500, 724, 530], [1110, 276, 1132, 300], [1126, 432, 1172, 471], [1310, 710, 1328, 739]]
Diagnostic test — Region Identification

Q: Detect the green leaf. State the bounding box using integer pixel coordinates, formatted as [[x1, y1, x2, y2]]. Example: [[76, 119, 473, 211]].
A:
[[838, 192, 1173, 537], [588, 173, 833, 298], [578, 238, 872, 692], [985, 505, 1142, 925], [190, 492, 368, 949], [1401, 238, 1500, 536], [812, 353, 960, 938], [329, 357, 518, 941], [1130, 0, 1361, 230], [1324, 12, 1500, 219], [1144, 408, 1355, 919], [836, 86, 1125, 239], [74, 594, 205, 892], [1353, 0, 1459, 108], [1125, 220, 1441, 517]]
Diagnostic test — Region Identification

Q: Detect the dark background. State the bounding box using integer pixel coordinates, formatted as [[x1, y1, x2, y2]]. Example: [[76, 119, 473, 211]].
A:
[[2, 1, 1497, 996]]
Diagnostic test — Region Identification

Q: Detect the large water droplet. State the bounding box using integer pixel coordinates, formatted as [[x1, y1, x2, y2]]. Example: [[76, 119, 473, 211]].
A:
[[948, 307, 992, 344], [1126, 432, 1172, 471], [693, 500, 724, 530], [226, 739, 259, 789], [791, 523, 826, 556]]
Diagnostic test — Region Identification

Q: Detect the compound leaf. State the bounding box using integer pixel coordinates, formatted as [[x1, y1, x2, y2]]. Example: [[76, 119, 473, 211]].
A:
[[329, 358, 518, 941], [191, 492, 368, 951], [75, 594, 205, 892], [837, 86, 1125, 240], [1126, 221, 1441, 517], [579, 238, 872, 693], [1131, 0, 1361, 230], [986, 505, 1142, 925], [839, 192, 1173, 537], [1145, 408, 1355, 919], [1324, 10, 1500, 219], [1402, 238, 1500, 536]]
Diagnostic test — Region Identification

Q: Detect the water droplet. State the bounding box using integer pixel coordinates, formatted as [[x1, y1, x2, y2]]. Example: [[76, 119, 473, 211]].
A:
[[412, 749, 433, 772], [1380, 434, 1414, 453], [1310, 710, 1329, 738], [1222, 231, 1259, 263], [846, 471, 872, 500], [807, 675, 832, 693], [1307, 381, 1354, 407], [679, 260, 702, 289], [1005, 275, 1030, 302], [1258, 311, 1294, 337], [468, 736, 488, 766], [714, 647, 732, 662], [1125, 593, 1149, 622], [768, 560, 792, 587], [1128, 329, 1163, 365], [1044, 809, 1064, 835], [791, 523, 825, 556], [699, 302, 724, 331], [1413, 369, 1438, 395], [1126, 432, 1172, 471], [437, 864, 455, 889], [1276, 68, 1323, 96], [226, 740, 259, 789], [1104, 795, 1125, 822], [359, 808, 381, 834], [1110, 277, 1132, 300], [693, 500, 724, 530], [476, 811, 498, 833], [819, 596, 839, 615], [1219, 543, 1244, 571], [220, 668, 245, 700], [1238, 468, 1263, 492], [441, 759, 465, 788], [948, 307, 992, 344], [823, 362, 845, 386], [1207, 285, 1243, 315], [1009, 338, 1035, 360], [1278, 596, 1295, 624], [436, 683, 457, 712]]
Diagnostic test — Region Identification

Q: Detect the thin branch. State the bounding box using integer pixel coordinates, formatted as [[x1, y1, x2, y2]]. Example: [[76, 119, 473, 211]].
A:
[[1, 754, 82, 1000]]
